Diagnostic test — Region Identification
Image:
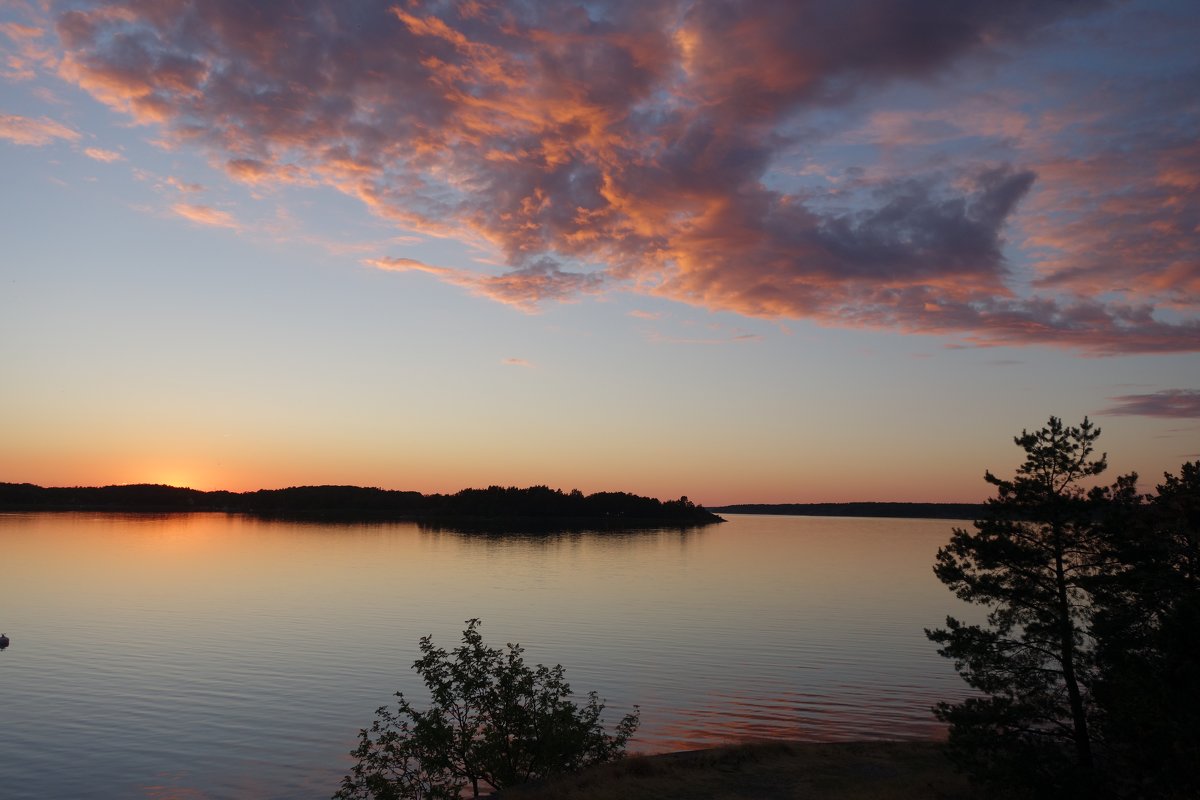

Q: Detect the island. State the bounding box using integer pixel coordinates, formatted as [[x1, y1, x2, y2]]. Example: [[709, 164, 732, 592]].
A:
[[0, 482, 723, 530]]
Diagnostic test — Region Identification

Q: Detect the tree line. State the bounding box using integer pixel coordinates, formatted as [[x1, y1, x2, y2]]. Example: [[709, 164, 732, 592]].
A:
[[713, 501, 988, 520], [929, 417, 1199, 798], [0, 482, 721, 528]]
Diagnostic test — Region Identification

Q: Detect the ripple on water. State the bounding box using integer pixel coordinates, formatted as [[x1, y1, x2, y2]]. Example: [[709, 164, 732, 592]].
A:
[[0, 512, 974, 798]]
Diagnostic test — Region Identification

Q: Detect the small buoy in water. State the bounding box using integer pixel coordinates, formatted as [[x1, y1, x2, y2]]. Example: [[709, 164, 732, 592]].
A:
[[0, 633, 9, 649]]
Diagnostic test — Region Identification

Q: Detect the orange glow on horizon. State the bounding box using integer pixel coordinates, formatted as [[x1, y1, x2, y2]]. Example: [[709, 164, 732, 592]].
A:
[[119, 463, 215, 492], [1, 455, 995, 505]]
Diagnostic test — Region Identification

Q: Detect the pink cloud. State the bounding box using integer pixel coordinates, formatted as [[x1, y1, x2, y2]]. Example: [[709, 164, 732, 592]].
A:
[[2, 53, 35, 81], [502, 357, 534, 368], [0, 21, 51, 80], [0, 23, 44, 41], [850, 103, 1032, 149], [166, 175, 202, 193], [365, 257, 442, 275], [44, 0, 1200, 354], [1016, 72, 1200, 311], [83, 146, 122, 162], [224, 158, 309, 187], [171, 202, 239, 230], [0, 113, 78, 146], [132, 168, 204, 194], [367, 256, 603, 311]]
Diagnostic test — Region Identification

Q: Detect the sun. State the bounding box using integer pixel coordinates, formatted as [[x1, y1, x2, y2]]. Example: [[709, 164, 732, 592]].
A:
[[145, 469, 206, 490]]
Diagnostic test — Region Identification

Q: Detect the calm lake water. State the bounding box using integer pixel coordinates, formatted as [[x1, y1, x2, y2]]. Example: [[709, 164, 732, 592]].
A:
[[0, 511, 975, 799]]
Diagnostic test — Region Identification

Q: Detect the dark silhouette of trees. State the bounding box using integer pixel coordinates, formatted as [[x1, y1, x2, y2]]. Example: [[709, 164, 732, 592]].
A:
[[929, 419, 1200, 798], [334, 620, 639, 800], [712, 501, 987, 519], [0, 482, 215, 511], [0, 482, 721, 528], [927, 417, 1110, 796], [1090, 462, 1200, 798]]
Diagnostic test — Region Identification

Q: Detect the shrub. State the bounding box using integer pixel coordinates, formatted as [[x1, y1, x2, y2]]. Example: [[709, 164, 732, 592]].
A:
[[334, 619, 639, 799]]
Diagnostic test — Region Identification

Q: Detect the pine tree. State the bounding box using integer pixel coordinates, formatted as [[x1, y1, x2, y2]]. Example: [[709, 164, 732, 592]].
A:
[[927, 417, 1109, 796]]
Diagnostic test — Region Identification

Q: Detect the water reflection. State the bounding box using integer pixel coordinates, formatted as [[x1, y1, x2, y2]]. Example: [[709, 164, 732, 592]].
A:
[[0, 511, 975, 800], [416, 520, 713, 537]]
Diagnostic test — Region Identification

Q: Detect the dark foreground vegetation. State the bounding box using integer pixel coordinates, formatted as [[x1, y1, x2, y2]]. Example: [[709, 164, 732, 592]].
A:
[[501, 740, 970, 800], [711, 502, 985, 520], [928, 418, 1200, 799], [0, 483, 721, 529], [334, 627, 970, 800], [336, 620, 639, 800], [330, 417, 1196, 799]]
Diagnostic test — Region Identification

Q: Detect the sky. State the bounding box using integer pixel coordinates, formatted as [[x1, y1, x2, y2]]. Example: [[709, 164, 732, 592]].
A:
[[1, 0, 1197, 505]]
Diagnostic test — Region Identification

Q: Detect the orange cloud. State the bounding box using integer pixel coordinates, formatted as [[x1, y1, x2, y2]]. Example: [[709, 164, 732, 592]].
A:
[[0, 113, 79, 146], [0, 21, 50, 80], [1023, 138, 1200, 309], [2, 53, 34, 80], [224, 158, 309, 187], [171, 203, 240, 230], [84, 146, 122, 162], [365, 256, 440, 274], [367, 256, 604, 311], [0, 22, 44, 41], [46, 0, 1200, 354], [167, 176, 203, 193]]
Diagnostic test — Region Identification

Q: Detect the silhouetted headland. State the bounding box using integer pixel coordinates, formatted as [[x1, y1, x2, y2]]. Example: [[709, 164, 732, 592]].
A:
[[0, 482, 723, 529], [711, 501, 986, 520]]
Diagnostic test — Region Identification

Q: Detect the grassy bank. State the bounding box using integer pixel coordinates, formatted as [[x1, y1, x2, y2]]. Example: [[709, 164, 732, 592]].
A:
[[500, 740, 976, 800]]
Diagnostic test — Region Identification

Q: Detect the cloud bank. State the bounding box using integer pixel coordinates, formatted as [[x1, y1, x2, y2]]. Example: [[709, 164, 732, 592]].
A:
[[34, 0, 1200, 353]]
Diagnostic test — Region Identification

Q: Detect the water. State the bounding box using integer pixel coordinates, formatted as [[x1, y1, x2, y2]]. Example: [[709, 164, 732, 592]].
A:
[[0, 512, 975, 799]]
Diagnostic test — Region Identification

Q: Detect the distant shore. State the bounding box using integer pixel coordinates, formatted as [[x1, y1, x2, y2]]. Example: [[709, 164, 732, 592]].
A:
[[0, 482, 723, 529], [710, 502, 985, 520]]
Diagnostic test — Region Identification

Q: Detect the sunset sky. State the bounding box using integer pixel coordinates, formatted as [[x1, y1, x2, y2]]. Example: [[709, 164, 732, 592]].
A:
[[1, 0, 1197, 504]]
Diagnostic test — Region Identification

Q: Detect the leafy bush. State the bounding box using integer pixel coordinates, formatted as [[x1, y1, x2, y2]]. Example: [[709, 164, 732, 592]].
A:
[[334, 620, 639, 799]]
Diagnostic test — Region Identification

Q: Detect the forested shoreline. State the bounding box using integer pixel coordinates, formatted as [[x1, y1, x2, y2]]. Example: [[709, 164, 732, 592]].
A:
[[0, 482, 722, 528]]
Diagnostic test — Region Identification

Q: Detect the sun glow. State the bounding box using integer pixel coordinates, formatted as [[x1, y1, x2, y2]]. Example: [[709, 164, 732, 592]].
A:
[[139, 469, 207, 491]]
